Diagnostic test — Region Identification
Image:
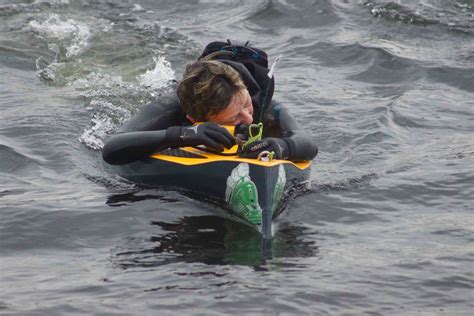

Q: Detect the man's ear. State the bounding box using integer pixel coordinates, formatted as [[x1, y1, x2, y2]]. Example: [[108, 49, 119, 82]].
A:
[[186, 115, 197, 124]]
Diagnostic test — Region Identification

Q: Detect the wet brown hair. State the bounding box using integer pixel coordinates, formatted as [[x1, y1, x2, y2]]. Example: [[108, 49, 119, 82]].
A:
[[177, 60, 246, 121]]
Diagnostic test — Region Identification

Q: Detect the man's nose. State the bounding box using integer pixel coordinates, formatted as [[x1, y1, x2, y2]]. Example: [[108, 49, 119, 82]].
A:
[[240, 109, 253, 125]]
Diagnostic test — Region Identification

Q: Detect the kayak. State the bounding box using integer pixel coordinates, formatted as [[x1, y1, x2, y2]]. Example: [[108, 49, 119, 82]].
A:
[[109, 128, 312, 239]]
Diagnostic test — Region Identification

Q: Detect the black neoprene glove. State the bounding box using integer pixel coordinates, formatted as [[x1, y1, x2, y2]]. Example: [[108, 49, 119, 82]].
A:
[[239, 137, 290, 160], [165, 122, 235, 151]]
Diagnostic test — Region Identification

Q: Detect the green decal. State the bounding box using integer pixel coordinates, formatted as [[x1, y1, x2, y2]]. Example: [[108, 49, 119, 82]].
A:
[[272, 165, 286, 214], [225, 163, 262, 225]]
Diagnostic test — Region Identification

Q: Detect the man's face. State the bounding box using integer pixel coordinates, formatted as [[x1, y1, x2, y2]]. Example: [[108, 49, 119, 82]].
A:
[[208, 88, 254, 126]]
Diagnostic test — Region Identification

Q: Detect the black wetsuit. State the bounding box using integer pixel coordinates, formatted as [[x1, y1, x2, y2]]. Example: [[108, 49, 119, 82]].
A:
[[102, 60, 318, 165]]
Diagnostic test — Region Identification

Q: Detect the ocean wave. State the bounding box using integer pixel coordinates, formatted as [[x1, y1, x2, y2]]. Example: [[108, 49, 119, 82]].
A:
[[313, 171, 380, 192], [368, 1, 436, 25], [0, 1, 67, 17], [29, 13, 92, 59], [365, 0, 474, 34], [245, 0, 340, 29], [0, 144, 40, 177]]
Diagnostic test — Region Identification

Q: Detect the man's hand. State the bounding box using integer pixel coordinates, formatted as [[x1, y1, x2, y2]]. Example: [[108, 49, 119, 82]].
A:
[[178, 122, 235, 151], [239, 137, 290, 159]]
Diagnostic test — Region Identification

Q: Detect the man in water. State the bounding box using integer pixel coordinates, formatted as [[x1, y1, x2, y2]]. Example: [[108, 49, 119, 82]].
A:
[[102, 42, 317, 165]]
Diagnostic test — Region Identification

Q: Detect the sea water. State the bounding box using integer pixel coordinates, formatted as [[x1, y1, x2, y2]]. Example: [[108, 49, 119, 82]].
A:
[[1, 1, 473, 314]]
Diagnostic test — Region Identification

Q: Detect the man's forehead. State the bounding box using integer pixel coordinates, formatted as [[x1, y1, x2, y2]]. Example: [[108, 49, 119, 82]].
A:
[[219, 94, 244, 117], [210, 89, 250, 120], [231, 89, 249, 105]]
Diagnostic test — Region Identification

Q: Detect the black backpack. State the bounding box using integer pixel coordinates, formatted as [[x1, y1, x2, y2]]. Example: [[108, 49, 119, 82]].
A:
[[199, 40, 269, 69]]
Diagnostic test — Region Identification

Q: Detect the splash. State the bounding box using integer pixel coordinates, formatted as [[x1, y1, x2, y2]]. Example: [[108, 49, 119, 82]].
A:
[[132, 4, 145, 12], [79, 100, 132, 150], [77, 56, 175, 150], [137, 56, 175, 95], [29, 13, 91, 58], [28, 13, 179, 150], [75, 73, 136, 150]]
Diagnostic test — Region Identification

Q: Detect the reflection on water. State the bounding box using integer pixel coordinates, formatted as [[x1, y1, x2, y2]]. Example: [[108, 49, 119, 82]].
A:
[[106, 190, 181, 207], [114, 215, 317, 268]]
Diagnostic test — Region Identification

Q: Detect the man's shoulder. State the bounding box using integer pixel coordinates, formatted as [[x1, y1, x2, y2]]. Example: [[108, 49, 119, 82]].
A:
[[145, 90, 180, 111], [117, 90, 186, 133]]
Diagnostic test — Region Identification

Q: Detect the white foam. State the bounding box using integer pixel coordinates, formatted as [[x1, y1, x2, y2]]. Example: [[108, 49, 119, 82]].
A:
[[132, 4, 145, 12], [79, 100, 132, 150], [137, 56, 175, 93], [36, 60, 63, 83], [75, 58, 175, 150], [79, 117, 111, 150], [73, 72, 130, 98], [29, 14, 91, 58]]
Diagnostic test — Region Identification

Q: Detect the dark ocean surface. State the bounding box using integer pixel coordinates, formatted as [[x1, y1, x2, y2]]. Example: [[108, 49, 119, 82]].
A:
[[1, 0, 473, 314]]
